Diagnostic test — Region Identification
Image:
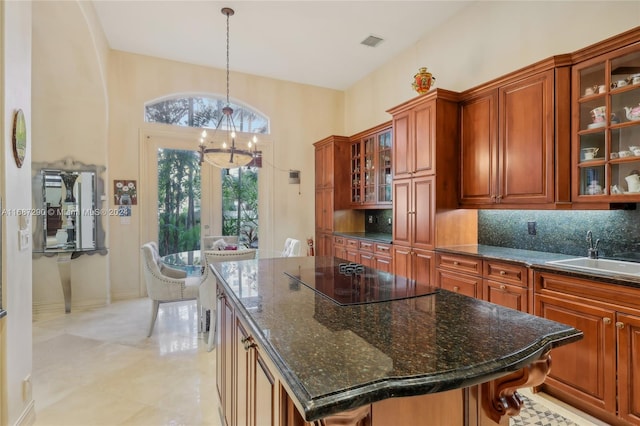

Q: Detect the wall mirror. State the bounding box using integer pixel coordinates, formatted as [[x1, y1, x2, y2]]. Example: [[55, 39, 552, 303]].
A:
[[43, 170, 96, 251], [32, 158, 107, 255]]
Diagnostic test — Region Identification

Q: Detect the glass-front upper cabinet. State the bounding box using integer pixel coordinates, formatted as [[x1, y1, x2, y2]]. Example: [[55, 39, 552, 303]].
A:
[[350, 142, 362, 204], [349, 124, 392, 207], [574, 45, 640, 200], [377, 129, 392, 203], [363, 135, 376, 203]]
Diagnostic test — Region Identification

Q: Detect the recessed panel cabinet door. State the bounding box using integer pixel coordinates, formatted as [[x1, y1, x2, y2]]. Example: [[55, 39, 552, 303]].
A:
[[413, 101, 435, 176], [499, 70, 554, 204], [617, 312, 640, 425], [412, 176, 435, 250], [536, 294, 617, 413], [460, 92, 496, 205], [392, 179, 411, 246], [392, 111, 412, 179]]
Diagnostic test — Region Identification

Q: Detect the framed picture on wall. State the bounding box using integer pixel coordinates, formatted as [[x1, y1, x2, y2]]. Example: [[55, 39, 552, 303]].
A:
[[12, 109, 26, 168], [114, 180, 137, 205]]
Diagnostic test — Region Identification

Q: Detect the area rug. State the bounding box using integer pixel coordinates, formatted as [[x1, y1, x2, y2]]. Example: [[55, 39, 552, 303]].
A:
[[510, 395, 578, 426]]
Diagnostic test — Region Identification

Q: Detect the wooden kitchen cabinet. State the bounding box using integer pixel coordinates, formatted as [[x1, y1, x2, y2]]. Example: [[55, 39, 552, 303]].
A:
[[391, 99, 436, 179], [333, 235, 347, 260], [459, 57, 571, 208], [217, 288, 236, 426], [334, 236, 392, 272], [435, 253, 530, 313], [571, 37, 640, 203], [435, 253, 482, 298], [388, 89, 476, 284], [393, 246, 434, 286], [217, 283, 280, 426], [349, 123, 392, 207], [482, 260, 530, 313], [313, 136, 350, 257], [392, 175, 435, 250], [535, 271, 640, 425]]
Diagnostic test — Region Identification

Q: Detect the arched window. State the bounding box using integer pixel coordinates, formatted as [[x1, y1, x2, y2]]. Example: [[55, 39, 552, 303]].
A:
[[145, 95, 269, 134], [144, 95, 268, 254]]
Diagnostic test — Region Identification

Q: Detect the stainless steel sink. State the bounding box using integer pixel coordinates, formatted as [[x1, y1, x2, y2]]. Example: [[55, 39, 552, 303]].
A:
[[546, 257, 640, 276]]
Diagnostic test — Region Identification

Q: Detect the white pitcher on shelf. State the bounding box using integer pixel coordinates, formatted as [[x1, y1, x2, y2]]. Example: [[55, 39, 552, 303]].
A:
[[625, 172, 640, 193]]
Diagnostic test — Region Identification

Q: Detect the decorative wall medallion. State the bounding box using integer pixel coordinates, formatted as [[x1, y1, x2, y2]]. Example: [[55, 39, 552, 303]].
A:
[[12, 109, 26, 168]]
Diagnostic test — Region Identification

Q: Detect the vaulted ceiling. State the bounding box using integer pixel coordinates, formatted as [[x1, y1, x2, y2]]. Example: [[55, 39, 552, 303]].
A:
[[91, 1, 473, 90]]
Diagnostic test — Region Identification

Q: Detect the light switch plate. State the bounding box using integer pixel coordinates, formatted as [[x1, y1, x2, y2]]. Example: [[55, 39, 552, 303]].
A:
[[19, 229, 30, 251]]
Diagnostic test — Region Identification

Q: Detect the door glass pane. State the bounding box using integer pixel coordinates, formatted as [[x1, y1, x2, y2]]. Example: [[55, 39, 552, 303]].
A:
[[222, 167, 259, 249], [157, 148, 201, 256]]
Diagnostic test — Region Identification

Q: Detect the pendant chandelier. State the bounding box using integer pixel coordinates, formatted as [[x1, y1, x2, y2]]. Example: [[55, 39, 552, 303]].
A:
[[199, 7, 260, 169]]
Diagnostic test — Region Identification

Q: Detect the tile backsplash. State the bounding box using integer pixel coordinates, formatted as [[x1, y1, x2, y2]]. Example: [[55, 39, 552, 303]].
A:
[[478, 208, 640, 260], [364, 209, 392, 234]]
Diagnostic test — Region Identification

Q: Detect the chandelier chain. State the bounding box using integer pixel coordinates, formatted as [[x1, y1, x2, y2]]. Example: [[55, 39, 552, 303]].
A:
[[225, 8, 230, 106]]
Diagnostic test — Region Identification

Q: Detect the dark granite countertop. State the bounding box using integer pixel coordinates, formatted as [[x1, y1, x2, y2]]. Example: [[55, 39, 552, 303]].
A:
[[437, 244, 640, 290], [211, 256, 582, 421], [333, 232, 393, 244]]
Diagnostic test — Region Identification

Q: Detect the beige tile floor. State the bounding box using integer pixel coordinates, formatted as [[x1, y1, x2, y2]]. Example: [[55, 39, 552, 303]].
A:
[[32, 298, 221, 426], [32, 298, 607, 426]]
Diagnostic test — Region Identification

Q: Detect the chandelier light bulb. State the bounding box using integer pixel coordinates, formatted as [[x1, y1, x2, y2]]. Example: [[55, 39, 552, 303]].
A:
[[222, 141, 228, 149], [201, 130, 207, 138]]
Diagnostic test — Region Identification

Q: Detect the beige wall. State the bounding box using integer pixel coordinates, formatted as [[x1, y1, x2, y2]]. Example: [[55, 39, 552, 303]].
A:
[[2, 1, 34, 425], [108, 52, 344, 299], [31, 1, 110, 314], [345, 1, 640, 134]]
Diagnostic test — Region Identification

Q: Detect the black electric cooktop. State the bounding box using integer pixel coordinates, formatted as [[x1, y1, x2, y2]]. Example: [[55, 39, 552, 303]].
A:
[[284, 261, 438, 306]]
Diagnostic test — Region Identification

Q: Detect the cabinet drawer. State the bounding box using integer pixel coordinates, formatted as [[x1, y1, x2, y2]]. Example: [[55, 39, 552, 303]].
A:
[[374, 243, 392, 256], [346, 239, 359, 250], [333, 236, 345, 246], [436, 253, 482, 276], [483, 261, 527, 287], [436, 270, 482, 299], [359, 240, 374, 252]]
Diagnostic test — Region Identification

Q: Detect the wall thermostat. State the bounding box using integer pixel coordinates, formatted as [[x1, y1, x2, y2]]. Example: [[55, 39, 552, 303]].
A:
[[289, 170, 300, 184]]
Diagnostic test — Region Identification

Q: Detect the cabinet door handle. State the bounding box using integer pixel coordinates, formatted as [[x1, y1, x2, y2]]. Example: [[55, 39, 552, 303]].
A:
[[453, 286, 460, 292], [499, 284, 507, 290], [453, 261, 459, 266], [603, 317, 612, 325], [616, 322, 625, 329], [499, 270, 506, 276]]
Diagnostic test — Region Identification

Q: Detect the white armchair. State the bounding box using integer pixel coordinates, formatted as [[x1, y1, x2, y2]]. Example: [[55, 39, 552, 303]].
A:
[[200, 248, 257, 351], [140, 243, 199, 337], [282, 238, 301, 257]]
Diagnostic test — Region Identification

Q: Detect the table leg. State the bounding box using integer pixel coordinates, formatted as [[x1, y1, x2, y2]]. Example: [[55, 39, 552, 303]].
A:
[[57, 252, 73, 313]]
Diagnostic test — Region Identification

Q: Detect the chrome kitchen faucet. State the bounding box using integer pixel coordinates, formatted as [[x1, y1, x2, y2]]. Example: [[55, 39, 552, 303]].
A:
[[586, 230, 600, 259]]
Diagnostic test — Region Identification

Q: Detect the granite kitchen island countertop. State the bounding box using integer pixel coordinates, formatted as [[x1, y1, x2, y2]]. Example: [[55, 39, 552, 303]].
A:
[[211, 256, 582, 421]]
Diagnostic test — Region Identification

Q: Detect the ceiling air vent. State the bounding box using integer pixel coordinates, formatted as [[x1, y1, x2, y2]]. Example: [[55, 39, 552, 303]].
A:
[[360, 35, 384, 48]]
